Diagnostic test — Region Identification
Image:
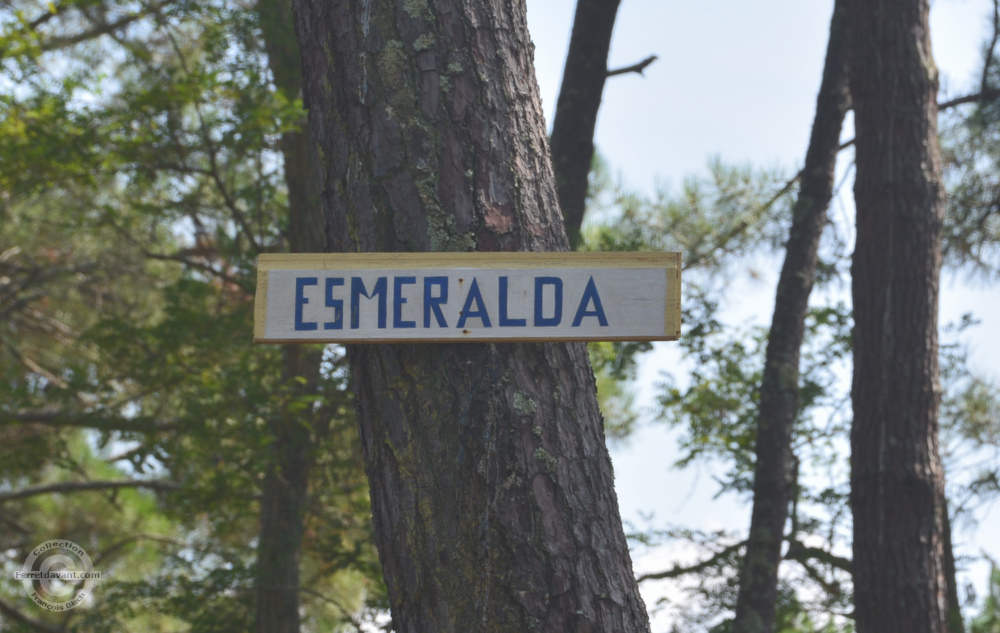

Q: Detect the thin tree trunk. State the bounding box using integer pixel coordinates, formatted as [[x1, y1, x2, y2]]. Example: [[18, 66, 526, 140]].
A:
[[732, 3, 851, 632], [847, 0, 948, 631], [289, 0, 651, 631], [255, 0, 329, 629], [549, 0, 620, 249], [256, 349, 318, 633], [943, 499, 965, 633]]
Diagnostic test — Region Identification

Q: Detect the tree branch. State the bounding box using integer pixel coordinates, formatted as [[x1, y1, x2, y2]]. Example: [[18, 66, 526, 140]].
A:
[[0, 479, 180, 504], [40, 13, 145, 51], [982, 0, 1000, 95], [606, 55, 658, 78], [801, 558, 844, 600], [818, 90, 1000, 163], [5, 409, 178, 433], [5, 343, 69, 389], [636, 540, 746, 583], [27, 5, 65, 30], [36, 0, 176, 52], [143, 251, 254, 293], [91, 533, 189, 567], [938, 88, 1000, 111], [784, 540, 852, 573], [299, 587, 365, 632], [104, 444, 154, 464], [0, 594, 64, 633], [156, 22, 263, 254]]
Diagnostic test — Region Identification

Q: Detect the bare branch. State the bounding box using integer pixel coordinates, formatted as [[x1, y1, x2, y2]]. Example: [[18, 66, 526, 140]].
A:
[[299, 587, 365, 633], [0, 594, 64, 633], [33, 0, 177, 52], [606, 55, 658, 78], [805, 90, 1000, 166], [939, 88, 1000, 111], [636, 540, 746, 583], [789, 555, 848, 603], [5, 344, 68, 388], [27, 6, 64, 30], [41, 12, 146, 51], [0, 508, 34, 534], [154, 18, 263, 254], [784, 540, 852, 573], [143, 251, 254, 293], [5, 409, 178, 433], [104, 444, 153, 464], [91, 533, 189, 567], [634, 537, 851, 587], [0, 479, 181, 503]]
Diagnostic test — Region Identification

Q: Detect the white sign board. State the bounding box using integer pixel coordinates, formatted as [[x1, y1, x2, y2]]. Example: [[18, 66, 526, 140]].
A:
[[254, 253, 680, 343]]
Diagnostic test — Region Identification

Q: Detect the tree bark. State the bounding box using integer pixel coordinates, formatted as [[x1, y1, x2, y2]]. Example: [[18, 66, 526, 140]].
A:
[[289, 0, 650, 631], [732, 3, 851, 632], [549, 0, 621, 249], [847, 1, 948, 632], [255, 349, 317, 633], [255, 0, 329, 629]]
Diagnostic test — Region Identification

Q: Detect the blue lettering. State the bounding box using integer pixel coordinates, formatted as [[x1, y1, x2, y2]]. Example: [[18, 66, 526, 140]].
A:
[[457, 278, 492, 328], [351, 277, 387, 329], [424, 276, 449, 328], [295, 277, 318, 331], [533, 277, 562, 327], [393, 276, 417, 328], [571, 277, 609, 327], [498, 276, 526, 327], [324, 277, 345, 330]]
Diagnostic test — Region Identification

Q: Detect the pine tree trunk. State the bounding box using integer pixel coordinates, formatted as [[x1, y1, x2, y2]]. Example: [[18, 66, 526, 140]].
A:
[[255, 0, 328, 629], [847, 0, 948, 631], [289, 0, 651, 631], [549, 0, 621, 248], [256, 350, 318, 633], [732, 4, 851, 632]]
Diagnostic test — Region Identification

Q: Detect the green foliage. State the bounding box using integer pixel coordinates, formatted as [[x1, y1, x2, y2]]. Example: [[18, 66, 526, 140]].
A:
[[580, 153, 798, 438], [941, 65, 1000, 278], [971, 562, 1000, 633], [581, 156, 795, 280], [0, 0, 383, 629], [77, 549, 256, 633], [582, 70, 1000, 624], [589, 340, 649, 440]]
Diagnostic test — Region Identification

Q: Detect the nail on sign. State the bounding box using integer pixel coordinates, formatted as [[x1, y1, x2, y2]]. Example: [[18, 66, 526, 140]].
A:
[[254, 252, 680, 344]]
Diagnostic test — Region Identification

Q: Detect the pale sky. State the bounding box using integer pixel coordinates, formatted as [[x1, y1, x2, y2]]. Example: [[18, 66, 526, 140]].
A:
[[525, 0, 1000, 629]]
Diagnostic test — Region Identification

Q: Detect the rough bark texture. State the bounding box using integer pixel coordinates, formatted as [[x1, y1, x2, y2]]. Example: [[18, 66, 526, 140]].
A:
[[548, 0, 620, 248], [732, 4, 851, 632], [289, 0, 650, 631], [847, 1, 948, 632], [255, 0, 328, 629]]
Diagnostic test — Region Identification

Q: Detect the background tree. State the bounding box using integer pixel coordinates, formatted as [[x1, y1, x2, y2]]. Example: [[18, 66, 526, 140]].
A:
[[548, 0, 655, 248], [849, 0, 947, 630], [253, 0, 336, 628], [733, 2, 851, 631]]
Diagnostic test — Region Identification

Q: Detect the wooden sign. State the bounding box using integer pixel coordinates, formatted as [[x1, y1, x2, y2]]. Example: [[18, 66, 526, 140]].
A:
[[254, 252, 680, 344]]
